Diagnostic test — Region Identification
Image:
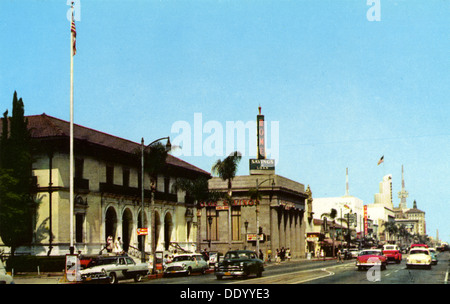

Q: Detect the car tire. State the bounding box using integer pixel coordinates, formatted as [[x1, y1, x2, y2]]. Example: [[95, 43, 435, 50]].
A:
[[134, 273, 142, 282], [186, 267, 192, 276], [109, 272, 117, 284]]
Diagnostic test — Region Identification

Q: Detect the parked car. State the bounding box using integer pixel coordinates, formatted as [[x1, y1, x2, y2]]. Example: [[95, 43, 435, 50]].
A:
[[356, 249, 387, 271], [0, 259, 14, 284], [215, 250, 264, 280], [406, 248, 432, 269], [430, 251, 438, 265], [410, 244, 428, 249], [79, 255, 149, 284], [382, 244, 402, 264], [207, 251, 223, 268], [348, 248, 360, 258], [163, 253, 208, 277]]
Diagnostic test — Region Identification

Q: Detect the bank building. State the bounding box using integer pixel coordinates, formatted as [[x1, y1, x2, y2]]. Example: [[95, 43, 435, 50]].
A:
[[199, 108, 309, 259], [0, 114, 210, 257]]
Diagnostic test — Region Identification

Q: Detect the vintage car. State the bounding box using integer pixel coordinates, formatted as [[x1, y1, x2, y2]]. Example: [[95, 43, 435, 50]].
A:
[[406, 247, 432, 269], [355, 249, 387, 271], [348, 248, 360, 258], [0, 259, 14, 284], [410, 244, 428, 249], [214, 250, 264, 280], [79, 255, 149, 284], [163, 253, 209, 276], [429, 250, 438, 265], [382, 244, 402, 264]]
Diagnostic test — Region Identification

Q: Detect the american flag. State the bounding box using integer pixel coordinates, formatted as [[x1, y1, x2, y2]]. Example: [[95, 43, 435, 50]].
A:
[[71, 11, 76, 56]]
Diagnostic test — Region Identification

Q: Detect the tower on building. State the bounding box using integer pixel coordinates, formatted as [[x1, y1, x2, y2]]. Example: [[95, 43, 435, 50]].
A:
[[249, 106, 275, 175], [398, 165, 409, 210]]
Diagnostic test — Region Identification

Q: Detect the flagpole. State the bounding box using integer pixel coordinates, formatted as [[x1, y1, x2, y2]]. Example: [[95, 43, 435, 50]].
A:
[[69, 3, 75, 255]]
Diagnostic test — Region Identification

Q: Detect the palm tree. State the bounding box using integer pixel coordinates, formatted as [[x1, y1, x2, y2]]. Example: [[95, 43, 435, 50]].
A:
[[383, 221, 398, 243], [172, 177, 224, 251], [211, 151, 241, 249]]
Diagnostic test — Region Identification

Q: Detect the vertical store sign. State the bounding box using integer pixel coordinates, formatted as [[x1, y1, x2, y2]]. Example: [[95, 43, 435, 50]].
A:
[[364, 205, 368, 235], [257, 106, 265, 159]]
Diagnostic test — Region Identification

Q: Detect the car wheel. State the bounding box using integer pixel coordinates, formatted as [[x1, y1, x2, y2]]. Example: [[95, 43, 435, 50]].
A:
[[109, 272, 117, 284], [134, 273, 142, 282], [186, 267, 192, 276], [257, 269, 263, 277]]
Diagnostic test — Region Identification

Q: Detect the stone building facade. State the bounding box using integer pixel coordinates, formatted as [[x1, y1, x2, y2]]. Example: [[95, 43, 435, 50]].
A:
[[0, 114, 210, 257], [200, 174, 308, 259]]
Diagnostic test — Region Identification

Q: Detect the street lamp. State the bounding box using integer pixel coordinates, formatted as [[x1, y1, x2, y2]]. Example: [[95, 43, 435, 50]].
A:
[[141, 137, 171, 267]]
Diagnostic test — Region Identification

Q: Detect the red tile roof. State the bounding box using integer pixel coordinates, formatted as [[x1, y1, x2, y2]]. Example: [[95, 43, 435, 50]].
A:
[[4, 113, 210, 176]]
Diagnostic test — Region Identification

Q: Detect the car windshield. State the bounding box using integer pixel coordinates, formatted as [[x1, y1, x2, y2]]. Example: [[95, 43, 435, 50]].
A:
[[384, 246, 395, 250], [173, 256, 192, 262], [410, 250, 428, 255], [225, 252, 251, 259], [360, 251, 381, 256]]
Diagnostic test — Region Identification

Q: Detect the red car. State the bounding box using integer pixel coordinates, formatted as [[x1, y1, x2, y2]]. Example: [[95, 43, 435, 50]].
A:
[[356, 249, 387, 271], [382, 244, 402, 264]]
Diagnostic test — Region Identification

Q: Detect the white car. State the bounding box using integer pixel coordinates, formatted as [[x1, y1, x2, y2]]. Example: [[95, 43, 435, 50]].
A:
[[79, 255, 149, 284], [406, 248, 432, 269], [0, 259, 14, 284], [163, 253, 208, 276], [348, 249, 360, 258]]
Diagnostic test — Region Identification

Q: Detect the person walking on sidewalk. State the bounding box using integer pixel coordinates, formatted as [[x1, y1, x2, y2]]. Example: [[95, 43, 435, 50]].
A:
[[337, 248, 343, 263]]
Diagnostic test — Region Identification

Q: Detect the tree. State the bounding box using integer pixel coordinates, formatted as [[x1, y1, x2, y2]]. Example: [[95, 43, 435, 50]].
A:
[[211, 151, 241, 248], [383, 221, 398, 243], [0, 92, 37, 256], [172, 177, 223, 250]]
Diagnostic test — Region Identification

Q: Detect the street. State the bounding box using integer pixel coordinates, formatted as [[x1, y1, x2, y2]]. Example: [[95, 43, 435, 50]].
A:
[[11, 251, 448, 285], [140, 251, 449, 285]]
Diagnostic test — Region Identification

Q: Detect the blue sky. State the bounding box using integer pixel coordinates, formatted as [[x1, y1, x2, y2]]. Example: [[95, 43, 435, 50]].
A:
[[1, 1, 449, 243]]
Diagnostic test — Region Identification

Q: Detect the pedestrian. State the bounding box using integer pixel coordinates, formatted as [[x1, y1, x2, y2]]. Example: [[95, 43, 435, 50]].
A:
[[280, 247, 285, 261], [259, 249, 264, 261], [337, 248, 343, 263], [275, 249, 281, 264], [106, 235, 113, 253], [114, 237, 123, 255], [286, 248, 291, 261]]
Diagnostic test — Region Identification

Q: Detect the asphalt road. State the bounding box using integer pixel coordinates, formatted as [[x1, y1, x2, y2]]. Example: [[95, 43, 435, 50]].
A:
[[12, 251, 449, 285], [142, 251, 449, 285]]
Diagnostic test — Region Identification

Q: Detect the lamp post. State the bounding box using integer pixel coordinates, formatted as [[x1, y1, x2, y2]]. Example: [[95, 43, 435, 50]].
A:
[[255, 177, 275, 255], [141, 137, 171, 267]]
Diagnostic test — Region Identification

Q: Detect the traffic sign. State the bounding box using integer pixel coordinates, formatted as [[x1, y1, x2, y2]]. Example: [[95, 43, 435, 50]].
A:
[[137, 228, 148, 235]]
